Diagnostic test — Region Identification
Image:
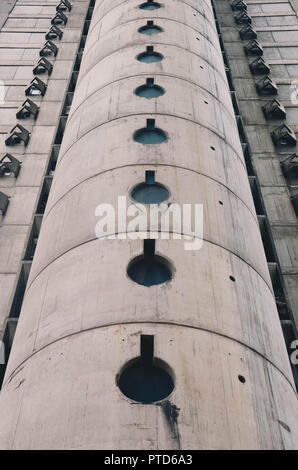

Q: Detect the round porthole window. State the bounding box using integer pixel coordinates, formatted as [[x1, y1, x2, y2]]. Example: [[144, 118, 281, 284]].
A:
[[138, 22, 163, 35], [118, 357, 174, 403], [135, 78, 165, 99], [139, 1, 161, 10], [133, 120, 167, 144], [127, 254, 172, 286], [131, 181, 169, 204], [137, 46, 163, 63]]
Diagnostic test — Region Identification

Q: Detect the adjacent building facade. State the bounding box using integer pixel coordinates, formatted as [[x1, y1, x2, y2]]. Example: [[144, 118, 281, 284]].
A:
[[0, 0, 297, 449]]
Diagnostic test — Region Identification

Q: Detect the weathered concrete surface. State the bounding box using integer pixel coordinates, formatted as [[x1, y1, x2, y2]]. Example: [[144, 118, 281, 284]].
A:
[[214, 0, 298, 335], [1, 324, 298, 450], [0, 0, 90, 339], [0, 0, 297, 450], [0, 1, 16, 30]]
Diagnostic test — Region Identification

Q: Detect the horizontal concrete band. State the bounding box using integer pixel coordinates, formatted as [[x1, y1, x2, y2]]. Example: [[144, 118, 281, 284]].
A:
[[95, 15, 219, 45], [255, 26, 298, 31], [43, 161, 254, 224], [250, 12, 296, 17], [9, 3, 90, 18], [34, 165, 262, 273], [246, 0, 292, 3], [2, 322, 296, 450], [91, 0, 216, 36], [25, 219, 271, 288], [62, 113, 239, 161], [26, 230, 271, 289], [2, 320, 295, 393], [17, 236, 281, 373], [68, 73, 236, 128], [0, 43, 42, 49], [74, 58, 232, 122], [1, 27, 48, 32], [78, 41, 226, 90], [267, 59, 298, 65], [89, 0, 218, 34], [85, 17, 220, 61], [0, 60, 35, 66], [8, 15, 53, 19], [218, 11, 296, 17], [51, 121, 248, 222], [225, 54, 298, 62], [56, 114, 243, 178]]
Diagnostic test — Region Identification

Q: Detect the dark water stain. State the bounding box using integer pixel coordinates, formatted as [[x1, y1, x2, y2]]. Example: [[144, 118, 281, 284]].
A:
[[159, 400, 181, 448], [278, 420, 291, 433]]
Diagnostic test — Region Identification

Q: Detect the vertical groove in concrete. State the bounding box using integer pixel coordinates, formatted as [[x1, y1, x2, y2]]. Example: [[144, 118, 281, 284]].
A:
[[0, 0, 297, 450]]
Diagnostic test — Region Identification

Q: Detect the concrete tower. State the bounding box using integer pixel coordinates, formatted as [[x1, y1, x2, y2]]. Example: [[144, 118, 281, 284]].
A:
[[0, 0, 297, 449]]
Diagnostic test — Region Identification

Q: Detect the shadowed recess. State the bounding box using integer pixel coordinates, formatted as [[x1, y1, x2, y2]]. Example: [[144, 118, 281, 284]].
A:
[[133, 119, 167, 144], [131, 170, 169, 203], [139, 0, 162, 10], [135, 77, 165, 98], [127, 240, 172, 286], [138, 21, 163, 34], [118, 336, 174, 403], [137, 45, 163, 63]]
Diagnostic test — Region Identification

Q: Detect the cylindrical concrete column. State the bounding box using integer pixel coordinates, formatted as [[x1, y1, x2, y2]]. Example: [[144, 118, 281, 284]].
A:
[[0, 0, 297, 449]]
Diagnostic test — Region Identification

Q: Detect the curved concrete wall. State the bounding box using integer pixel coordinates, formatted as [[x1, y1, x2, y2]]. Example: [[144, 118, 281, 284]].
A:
[[0, 0, 297, 449]]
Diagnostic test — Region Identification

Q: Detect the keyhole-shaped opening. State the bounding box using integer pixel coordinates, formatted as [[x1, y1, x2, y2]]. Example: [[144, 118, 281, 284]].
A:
[[135, 78, 165, 98], [138, 20, 163, 35], [137, 46, 163, 63], [139, 0, 162, 10], [133, 119, 167, 144], [131, 171, 169, 203], [118, 335, 174, 404], [127, 240, 172, 286]]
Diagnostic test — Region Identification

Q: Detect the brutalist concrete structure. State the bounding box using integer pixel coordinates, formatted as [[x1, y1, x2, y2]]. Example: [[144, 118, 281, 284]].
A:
[[0, 0, 297, 450]]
